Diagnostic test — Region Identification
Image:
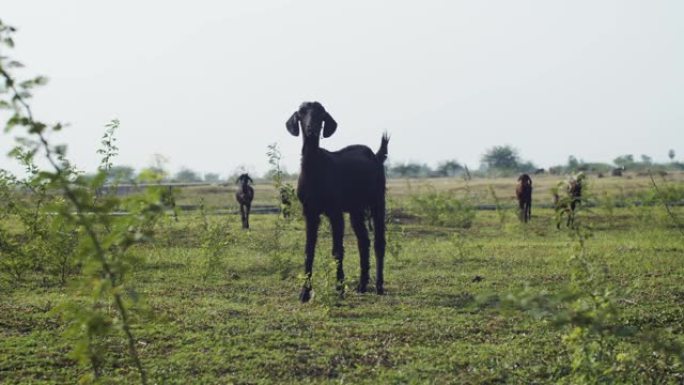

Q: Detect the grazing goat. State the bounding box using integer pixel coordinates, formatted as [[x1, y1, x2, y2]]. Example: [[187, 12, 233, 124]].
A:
[[235, 173, 254, 229], [286, 101, 389, 303], [554, 173, 584, 228], [516, 174, 533, 223]]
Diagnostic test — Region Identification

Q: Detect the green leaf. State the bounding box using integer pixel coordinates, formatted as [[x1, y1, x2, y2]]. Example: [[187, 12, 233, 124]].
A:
[[33, 76, 48, 86], [27, 121, 46, 134], [5, 113, 22, 131], [16, 91, 32, 100]]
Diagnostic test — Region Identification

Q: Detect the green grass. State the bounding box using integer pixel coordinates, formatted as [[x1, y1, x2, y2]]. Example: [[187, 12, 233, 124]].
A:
[[177, 172, 684, 210], [2, 178, 684, 384]]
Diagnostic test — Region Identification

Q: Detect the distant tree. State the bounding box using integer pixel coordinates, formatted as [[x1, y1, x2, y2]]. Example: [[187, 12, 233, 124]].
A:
[[174, 168, 202, 183], [548, 165, 564, 175], [151, 153, 168, 171], [613, 154, 635, 167], [138, 167, 166, 182], [204, 173, 221, 183], [576, 163, 590, 172], [517, 160, 537, 173], [669, 149, 675, 161], [481, 145, 520, 171], [228, 166, 256, 183], [389, 162, 432, 178], [262, 168, 297, 181], [640, 154, 652, 165], [107, 165, 135, 183], [435, 160, 463, 177], [581, 162, 612, 173], [141, 153, 169, 182], [463, 165, 472, 180], [567, 156, 580, 171]]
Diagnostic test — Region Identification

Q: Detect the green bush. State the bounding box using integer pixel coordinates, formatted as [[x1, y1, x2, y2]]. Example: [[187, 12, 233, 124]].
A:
[[1, 20, 174, 383], [409, 187, 476, 228], [485, 204, 684, 384]]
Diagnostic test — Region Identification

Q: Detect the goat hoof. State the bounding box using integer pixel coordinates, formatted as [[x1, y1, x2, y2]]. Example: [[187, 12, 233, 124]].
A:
[[356, 284, 368, 293], [299, 288, 312, 303], [376, 286, 385, 295]]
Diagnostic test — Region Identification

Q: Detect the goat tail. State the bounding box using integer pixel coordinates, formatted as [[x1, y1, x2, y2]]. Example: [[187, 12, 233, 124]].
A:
[[376, 132, 390, 164]]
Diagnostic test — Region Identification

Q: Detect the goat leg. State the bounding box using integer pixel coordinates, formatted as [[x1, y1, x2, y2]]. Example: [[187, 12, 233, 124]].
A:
[[372, 203, 386, 295], [329, 213, 346, 294], [240, 204, 247, 229], [351, 212, 371, 293], [300, 213, 320, 303], [245, 203, 251, 229]]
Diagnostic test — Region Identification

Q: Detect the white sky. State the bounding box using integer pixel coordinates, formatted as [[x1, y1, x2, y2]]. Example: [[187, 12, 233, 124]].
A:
[[2, 0, 683, 177]]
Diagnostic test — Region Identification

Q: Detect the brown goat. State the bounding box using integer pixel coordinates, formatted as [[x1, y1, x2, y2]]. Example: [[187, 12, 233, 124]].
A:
[[235, 173, 254, 229], [516, 174, 533, 222]]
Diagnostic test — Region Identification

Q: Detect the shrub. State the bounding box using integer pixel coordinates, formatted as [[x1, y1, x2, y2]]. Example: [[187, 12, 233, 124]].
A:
[[1, 21, 174, 383], [409, 187, 475, 228]]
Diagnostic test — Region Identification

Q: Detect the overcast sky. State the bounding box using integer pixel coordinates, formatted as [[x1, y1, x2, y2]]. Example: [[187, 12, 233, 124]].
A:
[[2, 0, 683, 177]]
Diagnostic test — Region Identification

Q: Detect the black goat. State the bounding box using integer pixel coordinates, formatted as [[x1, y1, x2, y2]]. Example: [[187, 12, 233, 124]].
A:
[[286, 101, 389, 303], [235, 173, 254, 229], [516, 173, 533, 223]]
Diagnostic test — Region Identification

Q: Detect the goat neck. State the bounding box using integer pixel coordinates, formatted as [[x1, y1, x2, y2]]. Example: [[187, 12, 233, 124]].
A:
[[239, 181, 248, 193], [300, 134, 323, 171]]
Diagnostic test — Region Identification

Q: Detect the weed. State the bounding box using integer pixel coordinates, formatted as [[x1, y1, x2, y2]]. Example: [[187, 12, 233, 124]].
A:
[[198, 199, 234, 281], [488, 184, 509, 228], [487, 194, 684, 384], [409, 185, 475, 228]]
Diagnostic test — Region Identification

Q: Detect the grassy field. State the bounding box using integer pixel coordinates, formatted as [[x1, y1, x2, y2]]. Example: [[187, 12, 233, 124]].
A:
[[2, 175, 684, 384], [176, 172, 684, 210]]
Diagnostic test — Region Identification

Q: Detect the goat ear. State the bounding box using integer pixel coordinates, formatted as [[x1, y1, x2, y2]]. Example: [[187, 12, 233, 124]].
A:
[[322, 112, 337, 138], [286, 112, 300, 136]]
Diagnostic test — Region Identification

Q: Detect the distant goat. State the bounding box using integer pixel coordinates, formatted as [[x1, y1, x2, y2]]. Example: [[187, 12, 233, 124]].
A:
[[516, 174, 533, 223], [286, 101, 389, 303], [235, 173, 254, 229], [554, 173, 584, 228]]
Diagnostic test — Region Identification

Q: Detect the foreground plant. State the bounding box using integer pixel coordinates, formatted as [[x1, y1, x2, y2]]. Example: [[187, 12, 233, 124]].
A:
[[485, 198, 684, 383], [1, 20, 172, 384], [267, 143, 298, 279], [409, 185, 476, 228]]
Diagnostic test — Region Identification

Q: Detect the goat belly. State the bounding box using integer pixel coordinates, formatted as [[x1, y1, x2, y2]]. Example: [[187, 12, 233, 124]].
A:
[[297, 145, 383, 214]]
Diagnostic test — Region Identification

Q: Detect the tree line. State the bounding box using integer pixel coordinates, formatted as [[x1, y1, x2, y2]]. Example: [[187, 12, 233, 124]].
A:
[[93, 145, 682, 184]]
